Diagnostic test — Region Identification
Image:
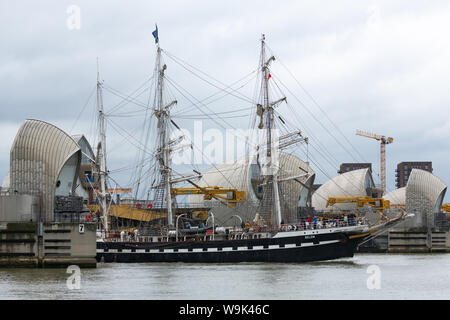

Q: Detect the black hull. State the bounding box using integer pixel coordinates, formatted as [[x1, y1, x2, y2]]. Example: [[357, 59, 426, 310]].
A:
[[97, 230, 361, 263]]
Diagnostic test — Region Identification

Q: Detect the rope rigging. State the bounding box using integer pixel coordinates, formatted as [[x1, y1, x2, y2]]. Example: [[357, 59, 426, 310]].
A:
[[75, 35, 397, 233], [264, 45, 400, 197], [266, 44, 370, 164], [162, 49, 257, 105]]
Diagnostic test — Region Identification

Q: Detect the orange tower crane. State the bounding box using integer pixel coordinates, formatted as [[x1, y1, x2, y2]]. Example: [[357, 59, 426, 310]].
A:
[[356, 130, 394, 195]]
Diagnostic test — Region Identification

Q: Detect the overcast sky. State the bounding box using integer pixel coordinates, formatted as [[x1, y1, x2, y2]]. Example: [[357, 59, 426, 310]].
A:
[[1, 1, 450, 201]]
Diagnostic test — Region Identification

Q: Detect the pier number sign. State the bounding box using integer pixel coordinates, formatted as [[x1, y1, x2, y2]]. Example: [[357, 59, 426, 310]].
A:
[[79, 224, 85, 234]]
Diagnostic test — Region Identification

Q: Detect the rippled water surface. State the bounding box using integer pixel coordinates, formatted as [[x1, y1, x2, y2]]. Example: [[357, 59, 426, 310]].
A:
[[1, 253, 449, 299]]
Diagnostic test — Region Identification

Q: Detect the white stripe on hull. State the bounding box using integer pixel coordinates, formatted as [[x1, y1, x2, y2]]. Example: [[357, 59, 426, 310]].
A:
[[96, 239, 342, 254]]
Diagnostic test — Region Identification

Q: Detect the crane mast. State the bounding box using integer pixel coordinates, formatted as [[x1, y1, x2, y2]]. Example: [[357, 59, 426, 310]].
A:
[[356, 129, 393, 195]]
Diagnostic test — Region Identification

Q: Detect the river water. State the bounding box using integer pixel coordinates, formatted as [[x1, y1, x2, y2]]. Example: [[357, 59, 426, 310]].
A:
[[0, 253, 449, 300]]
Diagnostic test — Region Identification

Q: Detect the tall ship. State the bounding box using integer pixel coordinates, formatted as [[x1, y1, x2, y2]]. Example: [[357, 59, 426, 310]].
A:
[[89, 30, 408, 263]]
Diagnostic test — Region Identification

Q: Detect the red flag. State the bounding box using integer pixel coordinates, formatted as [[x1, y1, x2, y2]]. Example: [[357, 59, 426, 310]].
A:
[[267, 73, 272, 80]]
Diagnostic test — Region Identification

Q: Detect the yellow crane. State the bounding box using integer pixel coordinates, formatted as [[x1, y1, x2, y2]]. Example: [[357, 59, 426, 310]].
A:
[[442, 203, 450, 215], [326, 196, 390, 212], [171, 186, 246, 207], [356, 130, 394, 195]]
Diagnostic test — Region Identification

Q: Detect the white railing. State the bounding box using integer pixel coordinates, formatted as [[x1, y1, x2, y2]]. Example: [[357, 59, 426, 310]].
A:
[[279, 216, 364, 232]]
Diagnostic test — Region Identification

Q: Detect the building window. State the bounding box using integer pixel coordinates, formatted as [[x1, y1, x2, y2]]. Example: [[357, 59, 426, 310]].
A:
[[84, 171, 94, 183]]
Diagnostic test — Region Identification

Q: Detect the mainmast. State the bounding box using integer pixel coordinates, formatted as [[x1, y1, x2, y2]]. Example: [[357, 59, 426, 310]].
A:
[[259, 35, 283, 229], [96, 59, 108, 233]]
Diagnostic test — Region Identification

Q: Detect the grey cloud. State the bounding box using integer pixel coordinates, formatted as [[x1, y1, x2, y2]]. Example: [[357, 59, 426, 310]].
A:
[[1, 0, 450, 201]]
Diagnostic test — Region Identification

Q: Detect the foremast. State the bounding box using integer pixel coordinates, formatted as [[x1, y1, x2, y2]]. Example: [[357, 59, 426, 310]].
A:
[[152, 33, 177, 228]]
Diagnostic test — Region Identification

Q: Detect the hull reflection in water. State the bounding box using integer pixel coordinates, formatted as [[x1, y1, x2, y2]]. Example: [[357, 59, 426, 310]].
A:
[[1, 254, 449, 300]]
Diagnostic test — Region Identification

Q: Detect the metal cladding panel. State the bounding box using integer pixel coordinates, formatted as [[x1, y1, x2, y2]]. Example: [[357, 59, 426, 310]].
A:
[[72, 134, 95, 165], [312, 168, 375, 211], [10, 119, 81, 221], [384, 187, 406, 206], [189, 153, 314, 205], [188, 156, 257, 204], [405, 169, 447, 227], [277, 153, 315, 223]]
